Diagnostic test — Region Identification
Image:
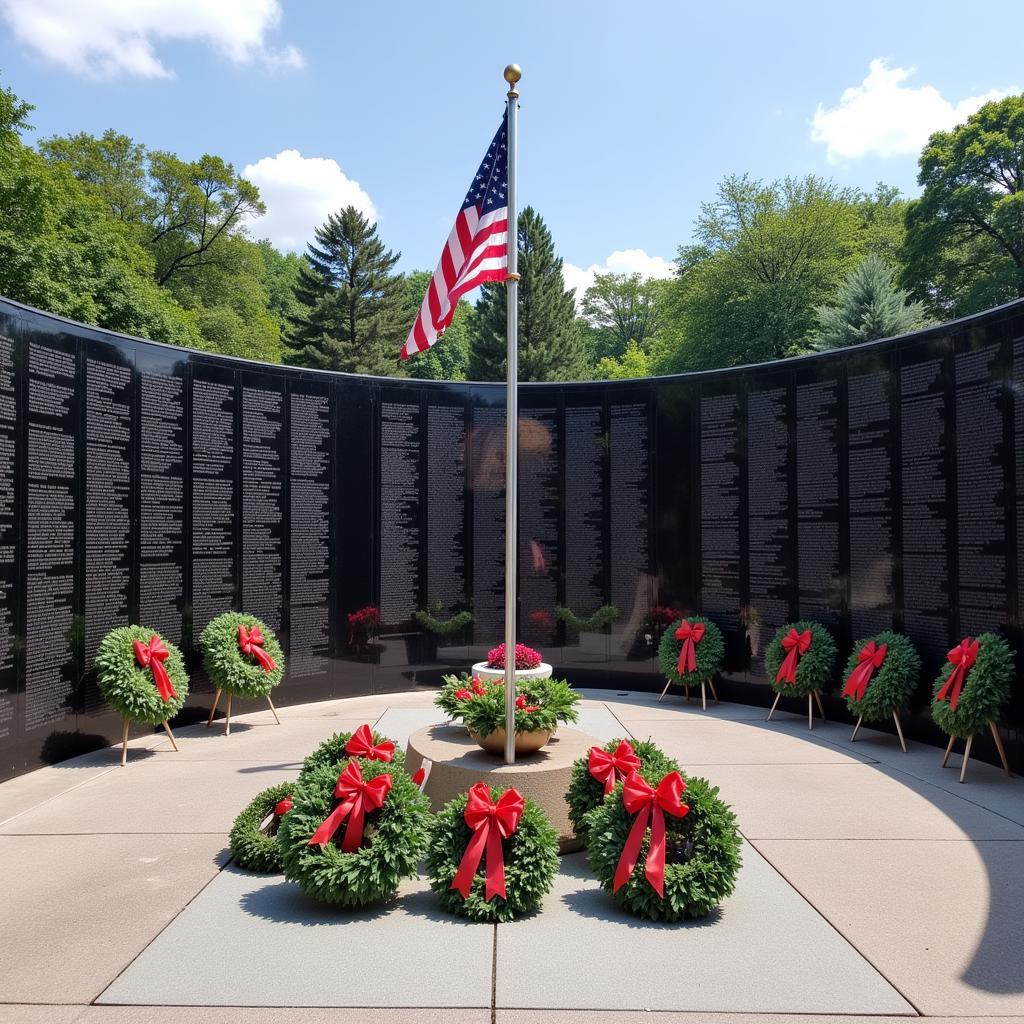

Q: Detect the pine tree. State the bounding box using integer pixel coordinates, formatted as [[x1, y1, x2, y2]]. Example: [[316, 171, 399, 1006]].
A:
[[285, 206, 406, 374], [468, 206, 585, 381], [814, 253, 929, 350]]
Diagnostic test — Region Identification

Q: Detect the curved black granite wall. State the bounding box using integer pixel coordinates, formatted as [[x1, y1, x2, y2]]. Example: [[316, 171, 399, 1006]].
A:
[[0, 295, 1022, 780]]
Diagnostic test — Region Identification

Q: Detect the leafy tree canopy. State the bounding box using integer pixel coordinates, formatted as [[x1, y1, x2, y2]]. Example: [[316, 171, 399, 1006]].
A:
[[581, 272, 666, 360], [400, 269, 473, 380]]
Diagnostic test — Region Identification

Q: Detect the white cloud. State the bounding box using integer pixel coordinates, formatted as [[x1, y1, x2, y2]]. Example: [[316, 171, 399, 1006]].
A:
[[811, 59, 1011, 162], [562, 248, 675, 305], [0, 0, 304, 78], [243, 150, 378, 253]]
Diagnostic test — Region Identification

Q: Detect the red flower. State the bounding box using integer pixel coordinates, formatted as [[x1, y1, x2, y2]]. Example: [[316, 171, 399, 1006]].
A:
[[471, 675, 487, 696], [486, 642, 542, 670], [454, 688, 473, 700], [528, 610, 553, 630], [515, 694, 541, 713], [347, 605, 380, 627]]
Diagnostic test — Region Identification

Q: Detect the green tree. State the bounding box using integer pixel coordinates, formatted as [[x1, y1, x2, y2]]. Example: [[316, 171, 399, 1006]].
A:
[[902, 95, 1024, 316], [595, 339, 652, 380], [469, 206, 585, 381], [285, 206, 406, 374], [400, 269, 473, 380], [857, 182, 908, 262], [651, 175, 863, 373], [256, 240, 306, 332], [0, 75, 32, 149], [581, 272, 664, 360], [814, 253, 929, 351]]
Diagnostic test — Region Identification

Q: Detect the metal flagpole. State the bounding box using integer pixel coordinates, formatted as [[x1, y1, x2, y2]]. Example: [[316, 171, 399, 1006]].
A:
[[502, 63, 521, 765]]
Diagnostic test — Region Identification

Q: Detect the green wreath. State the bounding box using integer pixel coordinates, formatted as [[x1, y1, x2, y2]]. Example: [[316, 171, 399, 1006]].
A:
[[840, 630, 920, 721], [657, 615, 725, 690], [300, 726, 406, 779], [565, 737, 679, 845], [228, 781, 295, 873], [95, 625, 189, 725], [425, 785, 559, 922], [199, 611, 284, 698], [278, 758, 429, 907], [586, 767, 742, 922], [763, 620, 837, 699], [414, 607, 474, 635], [931, 632, 1014, 739], [554, 603, 620, 632]]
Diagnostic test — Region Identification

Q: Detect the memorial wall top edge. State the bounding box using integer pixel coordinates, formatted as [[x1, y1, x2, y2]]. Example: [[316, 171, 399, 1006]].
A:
[[2, 293, 1022, 393]]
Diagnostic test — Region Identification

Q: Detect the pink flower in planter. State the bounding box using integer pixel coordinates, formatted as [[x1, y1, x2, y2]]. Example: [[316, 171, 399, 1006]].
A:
[[486, 642, 542, 670]]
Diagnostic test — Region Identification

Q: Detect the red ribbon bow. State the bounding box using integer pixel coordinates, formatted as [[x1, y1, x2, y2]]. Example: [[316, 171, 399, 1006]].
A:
[[776, 628, 812, 685], [515, 694, 540, 713], [842, 640, 887, 701], [345, 724, 395, 763], [613, 771, 689, 897], [450, 783, 525, 902], [274, 796, 293, 817], [307, 760, 392, 852], [237, 624, 277, 673], [588, 740, 642, 796], [133, 635, 176, 703], [675, 620, 705, 675], [936, 637, 979, 712]]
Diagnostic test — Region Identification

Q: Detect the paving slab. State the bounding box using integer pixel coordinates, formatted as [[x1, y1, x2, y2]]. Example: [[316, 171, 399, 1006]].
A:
[[494, 848, 912, 1015], [627, 717, 875, 766], [704, 762, 1024, 840], [374, 706, 449, 748], [583, 688, 785, 722], [98, 864, 493, 1008], [0, 1008, 81, 1024], [0, 760, 119, 826], [150, 717, 371, 763], [77, 1009, 490, 1024], [0, 758, 282, 835], [754, 837, 1024, 1015], [0, 833, 227, 1003], [497, 1014, 1024, 1024]]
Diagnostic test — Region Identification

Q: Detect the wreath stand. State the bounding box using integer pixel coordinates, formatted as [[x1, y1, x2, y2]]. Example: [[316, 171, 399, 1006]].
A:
[[767, 690, 826, 730], [941, 722, 1011, 783], [850, 711, 908, 752], [658, 675, 719, 711], [206, 689, 281, 735], [121, 718, 178, 767]]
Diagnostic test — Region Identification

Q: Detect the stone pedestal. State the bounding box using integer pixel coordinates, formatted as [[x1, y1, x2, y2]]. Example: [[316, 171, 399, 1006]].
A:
[[406, 724, 599, 853]]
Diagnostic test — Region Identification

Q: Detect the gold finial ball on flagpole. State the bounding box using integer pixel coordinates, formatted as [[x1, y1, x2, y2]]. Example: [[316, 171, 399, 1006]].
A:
[[504, 64, 522, 86]]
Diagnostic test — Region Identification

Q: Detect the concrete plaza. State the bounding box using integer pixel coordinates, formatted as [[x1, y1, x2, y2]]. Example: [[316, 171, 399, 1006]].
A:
[[0, 687, 1021, 1023]]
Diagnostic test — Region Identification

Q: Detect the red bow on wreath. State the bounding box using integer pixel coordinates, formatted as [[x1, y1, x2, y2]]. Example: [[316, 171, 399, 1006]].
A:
[[450, 783, 525, 902], [842, 640, 887, 701], [133, 635, 176, 703], [345, 723, 395, 763], [675, 620, 705, 675], [776, 628, 812, 685], [936, 637, 979, 712], [307, 760, 392, 852], [237, 624, 277, 673], [274, 796, 293, 816], [588, 740, 641, 796], [613, 771, 689, 897]]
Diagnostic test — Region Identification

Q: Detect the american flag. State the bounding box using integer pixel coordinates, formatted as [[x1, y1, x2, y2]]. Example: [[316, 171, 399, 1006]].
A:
[[401, 113, 509, 359]]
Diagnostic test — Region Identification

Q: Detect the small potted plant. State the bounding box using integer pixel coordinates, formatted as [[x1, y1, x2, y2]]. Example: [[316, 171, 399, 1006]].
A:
[[472, 642, 551, 684], [459, 681, 558, 756]]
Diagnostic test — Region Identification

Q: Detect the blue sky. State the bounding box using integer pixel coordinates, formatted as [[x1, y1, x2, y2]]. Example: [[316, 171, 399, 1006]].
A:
[[1, 0, 1022, 294]]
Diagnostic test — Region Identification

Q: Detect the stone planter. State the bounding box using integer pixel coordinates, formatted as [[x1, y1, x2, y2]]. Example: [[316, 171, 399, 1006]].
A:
[[472, 661, 552, 684], [468, 727, 553, 756]]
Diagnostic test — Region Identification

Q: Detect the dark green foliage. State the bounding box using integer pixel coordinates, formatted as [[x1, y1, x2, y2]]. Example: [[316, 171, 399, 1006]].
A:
[[95, 625, 189, 725], [531, 676, 582, 726], [285, 205, 406, 374], [469, 206, 585, 381], [763, 620, 838, 698], [300, 727, 406, 779], [814, 254, 928, 350], [461, 682, 558, 735], [425, 785, 559, 921], [841, 630, 921, 721], [657, 616, 725, 689], [199, 611, 284, 698], [228, 781, 294, 873], [414, 606, 473, 635], [278, 758, 429, 907], [400, 269, 472, 381], [931, 632, 1014, 738], [554, 603, 619, 632], [565, 737, 679, 845], [586, 767, 742, 922], [902, 96, 1024, 317]]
